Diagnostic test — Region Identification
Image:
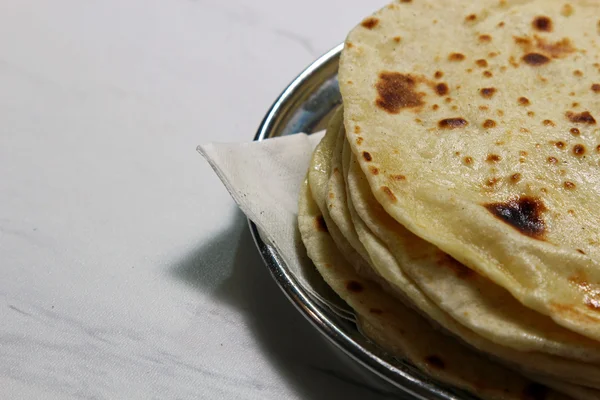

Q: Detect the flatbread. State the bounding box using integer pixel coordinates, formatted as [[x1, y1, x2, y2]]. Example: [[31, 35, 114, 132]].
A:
[[328, 108, 600, 366], [340, 0, 600, 340], [314, 116, 600, 388], [346, 146, 600, 388], [298, 174, 570, 400]]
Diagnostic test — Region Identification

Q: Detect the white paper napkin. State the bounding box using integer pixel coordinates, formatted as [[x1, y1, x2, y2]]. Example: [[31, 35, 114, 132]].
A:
[[198, 132, 354, 320]]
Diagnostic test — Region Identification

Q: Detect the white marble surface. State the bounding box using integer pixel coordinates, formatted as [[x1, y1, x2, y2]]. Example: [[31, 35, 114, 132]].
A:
[[0, 0, 409, 398]]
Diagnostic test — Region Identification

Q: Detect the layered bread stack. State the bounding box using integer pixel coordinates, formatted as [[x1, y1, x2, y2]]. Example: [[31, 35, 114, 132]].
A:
[[299, 1, 600, 398]]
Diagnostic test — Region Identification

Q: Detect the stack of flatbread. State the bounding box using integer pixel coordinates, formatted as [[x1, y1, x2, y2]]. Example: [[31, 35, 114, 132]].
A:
[[298, 1, 600, 398]]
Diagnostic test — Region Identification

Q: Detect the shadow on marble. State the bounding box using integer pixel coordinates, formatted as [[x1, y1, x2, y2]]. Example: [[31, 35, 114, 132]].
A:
[[171, 209, 402, 400]]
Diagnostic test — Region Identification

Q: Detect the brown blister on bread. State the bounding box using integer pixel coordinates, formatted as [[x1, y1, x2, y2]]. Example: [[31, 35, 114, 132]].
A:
[[361, 17, 379, 29], [572, 144, 586, 156], [438, 118, 468, 129], [522, 53, 550, 66], [485, 197, 546, 239], [480, 87, 496, 98], [449, 52, 466, 61], [532, 16, 552, 32], [483, 119, 497, 128], [567, 111, 596, 124], [381, 186, 397, 202], [435, 83, 449, 96], [375, 72, 425, 113]]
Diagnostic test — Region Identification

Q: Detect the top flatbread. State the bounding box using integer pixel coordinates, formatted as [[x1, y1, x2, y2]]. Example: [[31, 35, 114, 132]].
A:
[[339, 0, 600, 340]]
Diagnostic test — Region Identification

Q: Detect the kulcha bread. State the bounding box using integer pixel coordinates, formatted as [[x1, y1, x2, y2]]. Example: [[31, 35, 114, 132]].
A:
[[298, 173, 572, 400], [316, 113, 600, 389], [339, 0, 600, 340]]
